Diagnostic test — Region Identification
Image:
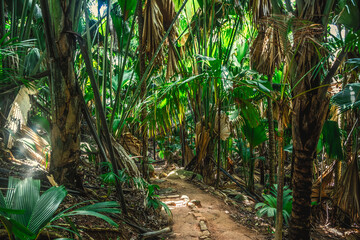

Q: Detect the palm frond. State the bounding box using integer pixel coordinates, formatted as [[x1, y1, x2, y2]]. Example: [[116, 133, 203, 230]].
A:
[[333, 158, 360, 222], [142, 0, 164, 63]]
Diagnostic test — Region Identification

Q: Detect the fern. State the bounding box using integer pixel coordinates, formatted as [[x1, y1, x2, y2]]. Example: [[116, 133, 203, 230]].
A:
[[255, 184, 293, 225]]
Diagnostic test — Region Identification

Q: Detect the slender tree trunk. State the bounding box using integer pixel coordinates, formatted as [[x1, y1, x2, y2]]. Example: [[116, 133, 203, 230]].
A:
[[39, 0, 83, 187], [335, 108, 345, 190], [248, 144, 254, 192], [259, 143, 265, 186], [180, 120, 186, 167], [216, 101, 221, 189], [0, 0, 4, 76], [275, 116, 284, 240], [267, 75, 276, 185], [137, 2, 149, 180], [0, 0, 5, 39]]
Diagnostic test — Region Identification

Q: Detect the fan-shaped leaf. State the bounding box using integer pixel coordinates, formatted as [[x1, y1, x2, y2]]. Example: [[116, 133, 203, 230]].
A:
[[331, 83, 360, 112], [27, 186, 67, 234]]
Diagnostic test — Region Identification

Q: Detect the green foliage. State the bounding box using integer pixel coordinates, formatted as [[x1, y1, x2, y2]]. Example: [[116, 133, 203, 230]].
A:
[[332, 83, 360, 112], [242, 120, 267, 147], [335, 0, 360, 30], [145, 183, 172, 217], [111, 3, 131, 49], [117, 0, 137, 19], [100, 162, 145, 189], [99, 163, 172, 216], [255, 184, 293, 225], [0, 177, 121, 240], [231, 138, 250, 163], [321, 120, 343, 160]]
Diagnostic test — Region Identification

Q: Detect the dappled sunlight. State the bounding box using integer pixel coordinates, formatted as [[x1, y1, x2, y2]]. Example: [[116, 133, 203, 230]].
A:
[[1, 0, 360, 239]]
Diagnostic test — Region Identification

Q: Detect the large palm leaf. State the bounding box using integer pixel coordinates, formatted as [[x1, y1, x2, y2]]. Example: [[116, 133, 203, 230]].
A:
[[331, 83, 360, 112], [0, 177, 121, 239], [0, 177, 66, 240]]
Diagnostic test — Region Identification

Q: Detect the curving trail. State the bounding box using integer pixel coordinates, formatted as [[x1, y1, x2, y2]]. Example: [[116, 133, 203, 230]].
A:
[[157, 177, 265, 240]]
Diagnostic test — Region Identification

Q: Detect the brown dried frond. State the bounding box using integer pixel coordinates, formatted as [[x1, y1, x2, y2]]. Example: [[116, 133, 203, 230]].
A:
[[333, 158, 360, 222], [272, 99, 291, 128], [249, 0, 271, 24], [155, 0, 180, 79], [291, 19, 325, 94], [142, 0, 179, 78], [142, 0, 164, 63], [292, 20, 324, 46], [155, 0, 176, 31], [166, 42, 180, 79], [250, 16, 287, 75], [311, 160, 336, 203]]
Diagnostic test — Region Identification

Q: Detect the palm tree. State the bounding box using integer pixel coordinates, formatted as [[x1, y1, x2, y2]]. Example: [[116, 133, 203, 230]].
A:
[[288, 1, 346, 239], [39, 0, 83, 187]]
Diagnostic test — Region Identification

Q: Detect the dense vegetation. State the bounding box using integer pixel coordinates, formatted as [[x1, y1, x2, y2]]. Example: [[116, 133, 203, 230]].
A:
[[1, 0, 360, 239]]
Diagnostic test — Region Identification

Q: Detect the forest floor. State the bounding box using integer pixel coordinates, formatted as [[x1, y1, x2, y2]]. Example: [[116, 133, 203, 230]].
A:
[[155, 177, 265, 240], [153, 164, 360, 240], [153, 164, 270, 240], [1, 138, 359, 239]]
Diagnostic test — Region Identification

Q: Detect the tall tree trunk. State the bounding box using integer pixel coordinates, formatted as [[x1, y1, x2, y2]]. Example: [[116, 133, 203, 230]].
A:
[[289, 95, 329, 239], [137, 2, 149, 180], [248, 144, 254, 192], [267, 75, 276, 186], [216, 101, 221, 189], [288, 2, 346, 238], [259, 146, 265, 186], [180, 119, 186, 167], [39, 0, 83, 187], [275, 116, 285, 240], [0, 0, 5, 39]]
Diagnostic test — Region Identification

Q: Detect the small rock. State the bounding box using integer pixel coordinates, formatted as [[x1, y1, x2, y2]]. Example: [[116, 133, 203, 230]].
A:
[[225, 210, 229, 214], [167, 170, 180, 179], [202, 230, 210, 237], [167, 201, 176, 206], [198, 217, 206, 222], [187, 202, 196, 209], [167, 194, 180, 198], [168, 233, 180, 239], [152, 179, 166, 184], [159, 187, 175, 195], [181, 195, 190, 201], [191, 199, 202, 207], [199, 221, 208, 231], [193, 212, 203, 219], [159, 172, 168, 178]]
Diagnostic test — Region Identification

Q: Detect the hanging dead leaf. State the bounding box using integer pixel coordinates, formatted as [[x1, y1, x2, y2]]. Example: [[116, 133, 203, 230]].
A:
[[214, 113, 231, 140], [120, 132, 142, 157], [333, 158, 360, 222]]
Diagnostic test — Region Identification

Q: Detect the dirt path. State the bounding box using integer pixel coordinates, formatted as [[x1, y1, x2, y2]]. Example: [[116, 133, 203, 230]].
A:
[[156, 178, 264, 240]]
